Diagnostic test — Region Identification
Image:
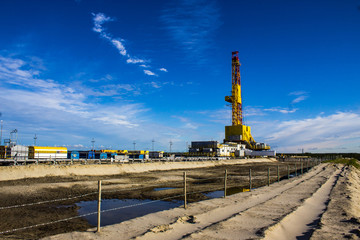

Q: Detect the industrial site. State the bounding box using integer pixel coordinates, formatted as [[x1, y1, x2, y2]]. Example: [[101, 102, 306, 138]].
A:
[[0, 52, 275, 165], [1, 0, 360, 239], [0, 52, 359, 240]]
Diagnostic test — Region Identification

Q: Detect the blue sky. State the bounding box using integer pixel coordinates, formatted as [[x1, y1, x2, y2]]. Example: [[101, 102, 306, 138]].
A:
[[0, 0, 360, 153]]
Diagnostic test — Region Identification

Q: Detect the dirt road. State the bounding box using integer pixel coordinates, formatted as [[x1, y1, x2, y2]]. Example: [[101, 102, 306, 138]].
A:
[[44, 163, 360, 240]]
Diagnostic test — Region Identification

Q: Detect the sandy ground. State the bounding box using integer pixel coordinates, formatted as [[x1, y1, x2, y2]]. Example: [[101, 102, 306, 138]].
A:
[[42, 163, 360, 240], [0, 159, 275, 181], [1, 159, 358, 239], [0, 158, 282, 239]]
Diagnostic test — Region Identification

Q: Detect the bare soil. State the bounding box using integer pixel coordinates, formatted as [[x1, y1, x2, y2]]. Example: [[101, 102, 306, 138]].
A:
[[0, 159, 294, 239], [41, 163, 360, 240]]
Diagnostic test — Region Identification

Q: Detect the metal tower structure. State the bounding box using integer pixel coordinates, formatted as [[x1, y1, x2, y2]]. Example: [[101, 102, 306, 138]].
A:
[[225, 51, 242, 125], [224, 51, 270, 151], [34, 134, 37, 146]]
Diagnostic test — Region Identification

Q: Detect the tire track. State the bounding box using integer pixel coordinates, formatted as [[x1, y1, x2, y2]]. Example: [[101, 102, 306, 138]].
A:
[[135, 164, 336, 240]]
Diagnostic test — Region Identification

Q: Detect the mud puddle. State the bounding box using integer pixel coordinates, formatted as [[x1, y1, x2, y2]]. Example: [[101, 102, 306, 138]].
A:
[[76, 198, 182, 227]]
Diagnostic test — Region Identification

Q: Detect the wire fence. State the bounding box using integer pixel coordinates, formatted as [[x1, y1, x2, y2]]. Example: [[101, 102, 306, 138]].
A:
[[0, 159, 323, 236]]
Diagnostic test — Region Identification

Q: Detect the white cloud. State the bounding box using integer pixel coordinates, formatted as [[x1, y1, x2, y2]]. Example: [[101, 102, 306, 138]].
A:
[[150, 81, 161, 88], [197, 108, 231, 125], [172, 116, 199, 130], [292, 95, 308, 104], [0, 55, 146, 130], [184, 123, 198, 129], [264, 107, 298, 114], [159, 68, 168, 72], [111, 39, 127, 56], [262, 112, 360, 152], [91, 12, 164, 76], [127, 58, 145, 64], [289, 91, 307, 96], [144, 70, 157, 76], [289, 90, 309, 104], [92, 12, 113, 33]]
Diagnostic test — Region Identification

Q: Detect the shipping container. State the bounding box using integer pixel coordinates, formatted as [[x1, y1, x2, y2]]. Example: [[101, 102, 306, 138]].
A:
[[70, 151, 79, 160], [28, 146, 67, 159], [100, 153, 107, 159], [0, 146, 10, 159], [88, 151, 95, 159], [11, 145, 28, 160]]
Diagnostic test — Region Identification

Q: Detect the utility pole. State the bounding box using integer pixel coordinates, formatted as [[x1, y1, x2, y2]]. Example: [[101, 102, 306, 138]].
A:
[[152, 139, 155, 151], [0, 119, 3, 146], [34, 134, 37, 146], [133, 141, 136, 151], [91, 138, 95, 150], [186, 141, 188, 152], [10, 129, 17, 146], [169, 140, 173, 153]]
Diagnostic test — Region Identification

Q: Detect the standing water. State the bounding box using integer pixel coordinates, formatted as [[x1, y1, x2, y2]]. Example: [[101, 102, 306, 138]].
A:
[[77, 199, 181, 227]]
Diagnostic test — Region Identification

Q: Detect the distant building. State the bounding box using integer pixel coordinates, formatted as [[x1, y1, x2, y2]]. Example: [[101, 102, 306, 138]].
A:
[[149, 151, 164, 158], [189, 141, 245, 157]]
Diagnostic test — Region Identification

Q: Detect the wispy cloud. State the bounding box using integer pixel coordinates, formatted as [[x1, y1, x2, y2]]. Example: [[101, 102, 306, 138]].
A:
[[0, 55, 146, 130], [159, 68, 168, 72], [197, 108, 231, 125], [110, 39, 127, 56], [289, 90, 308, 104], [172, 115, 199, 129], [127, 58, 145, 64], [161, 0, 222, 63], [292, 95, 307, 104], [92, 12, 113, 33], [144, 70, 157, 76], [264, 107, 298, 114], [149, 81, 161, 88], [91, 13, 164, 76], [259, 112, 360, 152]]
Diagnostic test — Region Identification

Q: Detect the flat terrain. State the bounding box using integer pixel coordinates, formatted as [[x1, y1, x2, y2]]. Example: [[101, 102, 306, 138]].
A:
[[1, 159, 359, 239], [0, 158, 279, 239]]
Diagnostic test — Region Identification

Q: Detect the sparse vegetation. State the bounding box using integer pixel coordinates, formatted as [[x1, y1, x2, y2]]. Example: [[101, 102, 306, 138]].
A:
[[324, 158, 360, 169]]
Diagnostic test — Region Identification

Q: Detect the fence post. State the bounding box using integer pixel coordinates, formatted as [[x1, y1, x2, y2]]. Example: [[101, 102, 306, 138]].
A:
[[307, 160, 309, 171], [184, 172, 187, 209], [249, 169, 252, 191], [97, 180, 102, 233], [277, 165, 280, 182], [295, 163, 297, 177], [224, 169, 227, 198], [287, 165, 290, 179], [301, 162, 303, 175], [267, 168, 270, 186]]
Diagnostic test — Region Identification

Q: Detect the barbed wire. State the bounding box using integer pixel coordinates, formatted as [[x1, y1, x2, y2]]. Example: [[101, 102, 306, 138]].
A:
[[0, 192, 98, 210], [0, 163, 320, 235], [0, 180, 186, 210], [101, 180, 184, 194], [0, 192, 187, 235], [0, 176, 223, 210], [0, 210, 98, 235]]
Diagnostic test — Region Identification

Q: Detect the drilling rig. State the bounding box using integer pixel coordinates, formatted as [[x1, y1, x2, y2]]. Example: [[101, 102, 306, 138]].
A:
[[225, 51, 270, 151]]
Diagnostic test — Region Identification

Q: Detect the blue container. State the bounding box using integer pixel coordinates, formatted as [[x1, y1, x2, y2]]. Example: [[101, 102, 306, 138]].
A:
[[71, 151, 79, 160], [88, 151, 95, 159], [100, 153, 108, 160], [111, 153, 117, 157], [138, 154, 144, 159]]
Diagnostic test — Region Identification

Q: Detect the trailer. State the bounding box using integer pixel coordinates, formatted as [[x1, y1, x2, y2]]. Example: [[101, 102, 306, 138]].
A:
[[28, 146, 67, 159]]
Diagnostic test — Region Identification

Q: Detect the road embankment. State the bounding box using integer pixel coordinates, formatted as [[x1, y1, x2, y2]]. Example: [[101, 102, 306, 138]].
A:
[[0, 158, 276, 181]]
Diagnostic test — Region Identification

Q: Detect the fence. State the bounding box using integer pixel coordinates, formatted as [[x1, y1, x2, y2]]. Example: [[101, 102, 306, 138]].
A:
[[0, 149, 233, 166], [0, 159, 322, 236]]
